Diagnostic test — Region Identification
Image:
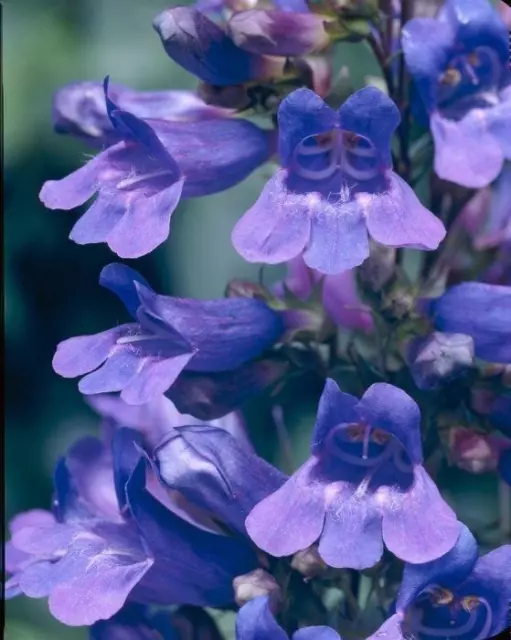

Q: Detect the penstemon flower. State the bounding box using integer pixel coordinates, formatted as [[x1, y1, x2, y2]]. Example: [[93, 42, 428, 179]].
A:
[[232, 86, 446, 274], [7, 0, 511, 638], [402, 0, 511, 188]]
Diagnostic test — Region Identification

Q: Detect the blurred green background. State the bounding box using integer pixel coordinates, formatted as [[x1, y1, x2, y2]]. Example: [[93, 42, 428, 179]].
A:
[[4, 1, 503, 638]]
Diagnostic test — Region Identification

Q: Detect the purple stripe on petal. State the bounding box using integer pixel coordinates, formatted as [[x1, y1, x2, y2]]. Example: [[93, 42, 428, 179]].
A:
[[364, 173, 446, 250], [245, 458, 326, 557], [381, 466, 460, 564], [304, 200, 369, 274], [232, 170, 311, 265], [52, 326, 136, 378], [319, 484, 383, 570], [430, 111, 504, 188]]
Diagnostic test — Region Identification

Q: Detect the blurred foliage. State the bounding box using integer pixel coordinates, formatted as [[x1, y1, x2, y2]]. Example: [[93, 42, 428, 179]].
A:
[[4, 1, 502, 638]]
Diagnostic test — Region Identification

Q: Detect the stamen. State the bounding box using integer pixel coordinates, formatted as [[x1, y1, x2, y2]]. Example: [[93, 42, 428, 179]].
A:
[[362, 425, 371, 460], [117, 333, 167, 345], [117, 169, 175, 190], [415, 593, 492, 639], [463, 60, 480, 85], [440, 67, 462, 86]]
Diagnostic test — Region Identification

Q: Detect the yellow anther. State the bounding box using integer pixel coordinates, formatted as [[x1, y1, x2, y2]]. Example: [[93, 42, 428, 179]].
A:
[[461, 596, 481, 613], [440, 68, 462, 86], [430, 587, 455, 606]]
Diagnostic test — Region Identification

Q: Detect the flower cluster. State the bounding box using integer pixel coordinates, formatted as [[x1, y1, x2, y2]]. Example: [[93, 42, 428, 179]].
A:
[[6, 0, 511, 638]]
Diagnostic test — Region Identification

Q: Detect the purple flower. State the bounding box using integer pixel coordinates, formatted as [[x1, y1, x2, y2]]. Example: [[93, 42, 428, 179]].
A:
[[246, 379, 460, 568], [369, 525, 511, 639], [227, 10, 330, 57], [236, 595, 342, 640], [274, 255, 373, 333], [40, 78, 273, 258], [89, 603, 177, 639], [5, 429, 258, 626], [232, 87, 445, 274], [426, 282, 511, 364], [153, 7, 285, 86], [53, 80, 232, 147], [88, 392, 253, 450], [402, 0, 511, 188], [154, 424, 287, 536], [52, 263, 286, 406]]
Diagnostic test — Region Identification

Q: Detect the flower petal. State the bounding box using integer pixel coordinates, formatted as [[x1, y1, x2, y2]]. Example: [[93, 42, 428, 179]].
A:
[[155, 425, 286, 535], [232, 169, 312, 265], [52, 326, 135, 379], [311, 379, 358, 455], [39, 153, 104, 210], [382, 465, 460, 564], [364, 172, 446, 250], [235, 596, 288, 640], [99, 263, 151, 319], [319, 484, 383, 569], [396, 524, 479, 611], [355, 383, 423, 463], [106, 178, 185, 259], [430, 111, 504, 188], [303, 200, 369, 274], [245, 458, 326, 557]]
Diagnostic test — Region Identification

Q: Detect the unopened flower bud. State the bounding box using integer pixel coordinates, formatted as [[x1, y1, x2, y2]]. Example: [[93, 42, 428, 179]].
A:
[[408, 332, 474, 390], [153, 7, 284, 87], [449, 427, 501, 474], [290, 546, 328, 579], [227, 10, 331, 57], [233, 568, 282, 609]]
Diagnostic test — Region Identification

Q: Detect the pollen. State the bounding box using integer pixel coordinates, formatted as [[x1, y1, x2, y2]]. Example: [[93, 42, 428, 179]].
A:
[[460, 596, 481, 613], [440, 67, 462, 86], [429, 587, 455, 606]]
